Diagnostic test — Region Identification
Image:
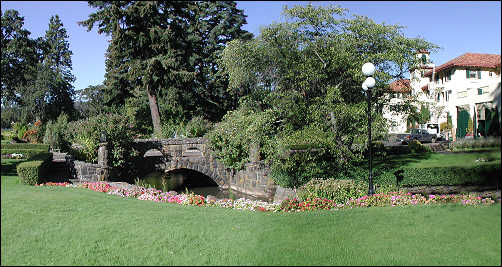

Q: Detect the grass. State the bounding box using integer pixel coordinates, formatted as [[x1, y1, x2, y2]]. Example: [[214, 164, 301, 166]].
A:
[[374, 148, 501, 169], [2, 160, 501, 266]]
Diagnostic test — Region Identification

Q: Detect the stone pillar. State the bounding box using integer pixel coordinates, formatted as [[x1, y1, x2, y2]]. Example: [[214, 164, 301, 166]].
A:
[[98, 142, 109, 181], [249, 142, 260, 162]]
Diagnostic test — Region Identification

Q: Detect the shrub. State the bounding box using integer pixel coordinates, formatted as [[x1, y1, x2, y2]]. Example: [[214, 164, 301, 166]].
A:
[[185, 116, 213, 138], [396, 163, 500, 187], [297, 178, 368, 204], [12, 122, 28, 140], [66, 113, 139, 178], [408, 140, 431, 153], [161, 119, 186, 138], [450, 137, 501, 151], [43, 113, 71, 151], [16, 153, 52, 185], [207, 108, 278, 170]]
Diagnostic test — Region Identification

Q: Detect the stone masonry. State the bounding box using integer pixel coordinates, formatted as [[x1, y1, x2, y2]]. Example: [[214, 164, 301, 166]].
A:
[[133, 138, 294, 201]]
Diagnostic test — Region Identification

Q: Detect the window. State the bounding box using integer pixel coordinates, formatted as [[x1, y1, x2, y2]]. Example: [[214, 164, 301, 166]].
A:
[[478, 86, 489, 95], [489, 72, 493, 77], [466, 70, 481, 79], [447, 69, 453, 80], [421, 54, 427, 64]]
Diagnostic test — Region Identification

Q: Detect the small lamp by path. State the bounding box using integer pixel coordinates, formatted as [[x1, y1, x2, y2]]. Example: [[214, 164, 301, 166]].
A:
[[100, 131, 107, 143], [362, 62, 376, 195]]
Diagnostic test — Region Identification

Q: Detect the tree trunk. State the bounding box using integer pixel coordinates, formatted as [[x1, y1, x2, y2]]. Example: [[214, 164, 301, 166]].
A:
[[146, 84, 162, 137]]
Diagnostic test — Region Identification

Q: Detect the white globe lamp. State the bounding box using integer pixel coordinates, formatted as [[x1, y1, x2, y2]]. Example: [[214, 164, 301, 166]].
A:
[[364, 77, 376, 89], [362, 82, 368, 91], [362, 62, 376, 76]]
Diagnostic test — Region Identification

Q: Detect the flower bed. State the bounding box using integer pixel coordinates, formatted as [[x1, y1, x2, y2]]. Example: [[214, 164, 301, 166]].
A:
[[36, 182, 496, 212]]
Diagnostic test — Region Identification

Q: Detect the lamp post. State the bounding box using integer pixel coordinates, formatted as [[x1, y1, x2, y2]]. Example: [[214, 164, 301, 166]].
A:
[[362, 62, 376, 195]]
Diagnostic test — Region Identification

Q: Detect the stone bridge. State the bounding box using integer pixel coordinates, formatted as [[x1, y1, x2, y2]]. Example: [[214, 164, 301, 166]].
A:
[[132, 138, 291, 201]]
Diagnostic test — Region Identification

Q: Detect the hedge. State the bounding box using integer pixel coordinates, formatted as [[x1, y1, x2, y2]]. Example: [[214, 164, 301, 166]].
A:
[[393, 163, 500, 187], [16, 153, 52, 185], [1, 149, 50, 159], [1, 143, 49, 150]]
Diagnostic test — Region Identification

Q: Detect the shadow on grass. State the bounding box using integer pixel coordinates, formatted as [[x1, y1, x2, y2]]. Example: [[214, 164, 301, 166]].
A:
[[1, 159, 70, 183], [350, 151, 433, 186], [374, 152, 432, 170], [1, 159, 25, 176]]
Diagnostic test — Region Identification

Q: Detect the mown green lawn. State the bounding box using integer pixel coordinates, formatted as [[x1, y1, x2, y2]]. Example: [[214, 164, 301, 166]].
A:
[[375, 149, 501, 169], [2, 161, 501, 266]]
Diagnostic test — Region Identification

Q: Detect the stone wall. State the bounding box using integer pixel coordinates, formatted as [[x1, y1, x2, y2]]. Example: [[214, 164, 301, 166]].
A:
[[230, 161, 278, 201], [64, 153, 107, 183], [72, 160, 106, 182]]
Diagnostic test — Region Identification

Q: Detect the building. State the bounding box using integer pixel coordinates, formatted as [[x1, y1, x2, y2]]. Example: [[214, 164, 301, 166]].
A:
[[385, 52, 501, 139]]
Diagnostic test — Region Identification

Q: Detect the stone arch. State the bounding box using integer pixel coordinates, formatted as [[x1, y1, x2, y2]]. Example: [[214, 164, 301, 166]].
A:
[[164, 158, 229, 189], [143, 148, 163, 157], [164, 168, 219, 190]]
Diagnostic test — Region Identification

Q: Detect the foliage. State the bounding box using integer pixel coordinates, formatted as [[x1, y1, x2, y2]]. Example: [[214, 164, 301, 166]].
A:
[[160, 115, 213, 138], [2, 11, 76, 123], [1, 149, 49, 159], [449, 137, 501, 151], [278, 192, 496, 212], [418, 104, 430, 124], [206, 107, 278, 169], [12, 122, 28, 140], [408, 139, 431, 153], [467, 116, 473, 134], [43, 113, 71, 151], [1, 105, 22, 128], [211, 4, 438, 188], [16, 153, 51, 185], [395, 163, 500, 187], [66, 113, 138, 177], [74, 84, 107, 118], [22, 120, 43, 143], [1, 143, 49, 150], [79, 1, 252, 136], [297, 178, 368, 204], [1, 9, 39, 107], [185, 116, 213, 138], [440, 121, 450, 132]]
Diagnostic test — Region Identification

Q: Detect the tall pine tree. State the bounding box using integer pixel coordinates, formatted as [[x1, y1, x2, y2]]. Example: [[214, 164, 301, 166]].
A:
[[79, 1, 253, 135], [35, 14, 76, 122], [80, 1, 195, 136], [1, 9, 38, 108]]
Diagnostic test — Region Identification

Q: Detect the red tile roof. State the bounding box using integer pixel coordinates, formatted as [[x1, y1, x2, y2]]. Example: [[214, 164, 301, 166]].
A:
[[417, 49, 430, 54], [388, 79, 411, 92], [425, 53, 501, 77]]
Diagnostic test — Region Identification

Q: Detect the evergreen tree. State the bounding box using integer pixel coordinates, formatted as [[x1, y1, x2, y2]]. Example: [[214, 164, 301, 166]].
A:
[[33, 14, 76, 122], [184, 1, 253, 121], [1, 9, 38, 108], [80, 1, 196, 136], [79, 1, 253, 135]]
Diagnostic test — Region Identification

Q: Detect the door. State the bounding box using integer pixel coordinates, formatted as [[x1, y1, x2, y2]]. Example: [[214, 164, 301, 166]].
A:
[[456, 107, 469, 138]]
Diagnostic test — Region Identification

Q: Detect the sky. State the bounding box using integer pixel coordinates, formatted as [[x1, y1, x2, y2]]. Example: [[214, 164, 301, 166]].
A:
[[1, 1, 501, 93]]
